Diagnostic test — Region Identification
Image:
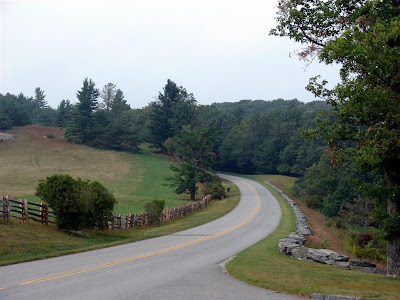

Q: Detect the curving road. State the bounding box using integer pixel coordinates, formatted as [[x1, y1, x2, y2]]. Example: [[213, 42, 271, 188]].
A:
[[0, 175, 301, 299]]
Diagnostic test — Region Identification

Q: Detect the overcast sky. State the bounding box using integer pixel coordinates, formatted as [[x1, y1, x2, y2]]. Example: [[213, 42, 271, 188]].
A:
[[0, 0, 340, 109]]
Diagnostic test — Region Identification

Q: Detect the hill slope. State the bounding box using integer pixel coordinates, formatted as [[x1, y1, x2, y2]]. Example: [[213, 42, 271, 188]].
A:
[[0, 126, 192, 214]]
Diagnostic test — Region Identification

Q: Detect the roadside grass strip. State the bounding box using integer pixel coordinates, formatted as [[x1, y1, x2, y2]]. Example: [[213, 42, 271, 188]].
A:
[[226, 179, 400, 300], [17, 181, 260, 286]]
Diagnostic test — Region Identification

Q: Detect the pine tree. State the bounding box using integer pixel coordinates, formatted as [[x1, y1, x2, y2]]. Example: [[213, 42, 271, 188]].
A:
[[65, 78, 99, 144], [147, 79, 198, 151]]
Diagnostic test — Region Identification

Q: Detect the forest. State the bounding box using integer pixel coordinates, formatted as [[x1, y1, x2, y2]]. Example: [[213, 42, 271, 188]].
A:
[[0, 79, 377, 226]]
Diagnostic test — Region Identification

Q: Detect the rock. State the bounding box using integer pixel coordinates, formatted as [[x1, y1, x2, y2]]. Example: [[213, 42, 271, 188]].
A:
[[288, 232, 306, 244], [375, 268, 386, 275], [334, 261, 351, 269], [279, 237, 304, 245], [349, 260, 378, 273], [350, 260, 376, 268], [292, 247, 308, 259], [307, 249, 349, 265], [277, 241, 301, 255]]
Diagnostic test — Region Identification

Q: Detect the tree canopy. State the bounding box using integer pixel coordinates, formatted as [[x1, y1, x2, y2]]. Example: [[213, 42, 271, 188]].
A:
[[147, 79, 198, 151], [271, 0, 400, 277]]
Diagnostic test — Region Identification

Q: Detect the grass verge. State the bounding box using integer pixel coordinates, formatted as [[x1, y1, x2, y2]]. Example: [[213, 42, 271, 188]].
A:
[[226, 176, 400, 300], [0, 180, 239, 266]]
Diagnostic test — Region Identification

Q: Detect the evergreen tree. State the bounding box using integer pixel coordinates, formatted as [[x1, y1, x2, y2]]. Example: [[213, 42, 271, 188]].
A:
[[56, 99, 73, 128], [111, 89, 130, 119], [65, 78, 99, 144], [33, 87, 47, 109], [164, 127, 217, 200], [147, 79, 198, 151], [100, 82, 116, 111]]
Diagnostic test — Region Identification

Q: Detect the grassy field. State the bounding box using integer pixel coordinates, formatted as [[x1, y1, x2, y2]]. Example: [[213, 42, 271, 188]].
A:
[[0, 126, 198, 214], [226, 175, 400, 299], [0, 178, 240, 266]]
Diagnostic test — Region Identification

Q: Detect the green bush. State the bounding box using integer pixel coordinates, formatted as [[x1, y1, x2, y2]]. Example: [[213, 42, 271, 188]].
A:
[[203, 177, 226, 200], [85, 181, 117, 230], [36, 174, 116, 230], [350, 232, 387, 262], [144, 199, 165, 225], [36, 174, 88, 230]]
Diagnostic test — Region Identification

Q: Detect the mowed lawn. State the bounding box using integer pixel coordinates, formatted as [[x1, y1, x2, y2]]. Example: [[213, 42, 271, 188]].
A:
[[0, 126, 193, 214]]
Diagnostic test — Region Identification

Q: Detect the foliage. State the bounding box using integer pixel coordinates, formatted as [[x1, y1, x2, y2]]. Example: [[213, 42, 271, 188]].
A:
[[56, 99, 73, 128], [350, 232, 387, 262], [85, 181, 117, 230], [36, 174, 88, 230], [36, 174, 116, 230], [63, 79, 141, 151], [147, 79, 198, 151], [164, 127, 218, 200], [65, 78, 100, 144], [99, 82, 116, 111], [144, 199, 165, 225], [271, 0, 400, 276], [218, 104, 325, 175], [203, 176, 226, 200]]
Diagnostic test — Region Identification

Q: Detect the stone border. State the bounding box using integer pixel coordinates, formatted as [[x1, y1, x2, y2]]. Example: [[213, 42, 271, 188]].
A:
[[265, 181, 385, 274], [312, 293, 387, 300]]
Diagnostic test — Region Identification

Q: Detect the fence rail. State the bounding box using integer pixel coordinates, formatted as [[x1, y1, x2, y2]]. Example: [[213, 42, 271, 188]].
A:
[[1, 194, 212, 230], [1, 195, 55, 225], [108, 194, 212, 230]]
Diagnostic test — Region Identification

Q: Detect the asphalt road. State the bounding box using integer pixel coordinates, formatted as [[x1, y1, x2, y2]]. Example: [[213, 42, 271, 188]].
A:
[[0, 174, 301, 299]]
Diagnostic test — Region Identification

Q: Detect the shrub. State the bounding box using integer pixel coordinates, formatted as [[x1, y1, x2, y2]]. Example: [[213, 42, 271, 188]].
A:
[[144, 199, 165, 225], [85, 181, 117, 230], [36, 174, 116, 230], [36, 174, 88, 230], [45, 134, 54, 139], [203, 177, 226, 200], [350, 232, 387, 262]]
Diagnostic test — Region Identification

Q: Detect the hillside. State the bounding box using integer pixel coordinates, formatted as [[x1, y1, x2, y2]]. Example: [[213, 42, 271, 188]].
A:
[[0, 126, 193, 214]]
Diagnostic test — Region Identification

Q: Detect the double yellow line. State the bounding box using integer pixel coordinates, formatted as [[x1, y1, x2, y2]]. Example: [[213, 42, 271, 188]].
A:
[[17, 182, 261, 287]]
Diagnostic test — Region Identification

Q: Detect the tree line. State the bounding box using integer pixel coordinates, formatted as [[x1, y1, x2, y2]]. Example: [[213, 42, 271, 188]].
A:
[[0, 76, 393, 272]]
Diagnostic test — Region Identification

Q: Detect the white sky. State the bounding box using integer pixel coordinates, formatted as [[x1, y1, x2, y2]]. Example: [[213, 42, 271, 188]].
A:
[[0, 0, 340, 109]]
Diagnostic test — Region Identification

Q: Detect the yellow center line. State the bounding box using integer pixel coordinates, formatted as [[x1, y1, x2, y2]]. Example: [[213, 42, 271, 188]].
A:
[[19, 181, 261, 286]]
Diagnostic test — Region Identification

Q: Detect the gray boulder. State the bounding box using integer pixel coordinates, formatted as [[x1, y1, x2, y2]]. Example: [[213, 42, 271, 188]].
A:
[[277, 241, 301, 255], [292, 247, 308, 260], [307, 249, 349, 265]]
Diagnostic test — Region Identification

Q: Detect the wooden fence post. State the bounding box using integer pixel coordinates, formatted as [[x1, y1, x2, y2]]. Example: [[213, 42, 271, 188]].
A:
[[19, 200, 23, 222], [24, 199, 29, 223], [6, 195, 10, 222], [43, 202, 49, 225]]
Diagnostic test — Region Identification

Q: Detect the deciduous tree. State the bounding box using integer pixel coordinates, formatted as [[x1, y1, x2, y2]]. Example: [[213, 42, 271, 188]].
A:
[[271, 0, 400, 277]]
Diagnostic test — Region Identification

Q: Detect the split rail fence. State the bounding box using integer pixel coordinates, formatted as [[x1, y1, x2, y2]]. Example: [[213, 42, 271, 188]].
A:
[[1, 194, 212, 230], [109, 194, 211, 229], [1, 195, 55, 225]]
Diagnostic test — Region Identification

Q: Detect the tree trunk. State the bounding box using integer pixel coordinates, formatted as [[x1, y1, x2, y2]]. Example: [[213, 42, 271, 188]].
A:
[[387, 196, 400, 278], [386, 168, 400, 277], [190, 189, 196, 201]]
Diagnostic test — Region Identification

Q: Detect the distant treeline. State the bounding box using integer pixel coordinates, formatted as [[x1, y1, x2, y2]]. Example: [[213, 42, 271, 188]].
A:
[[0, 79, 376, 224]]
